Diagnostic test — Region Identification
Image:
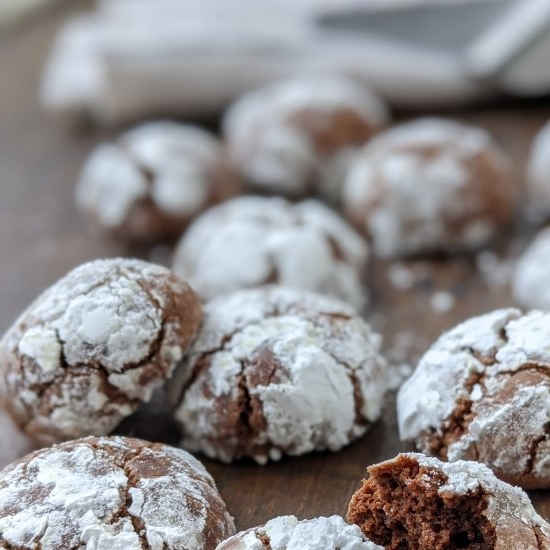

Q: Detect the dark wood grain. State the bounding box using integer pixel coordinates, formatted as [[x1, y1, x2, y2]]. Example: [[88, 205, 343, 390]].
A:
[[2, 5, 550, 536]]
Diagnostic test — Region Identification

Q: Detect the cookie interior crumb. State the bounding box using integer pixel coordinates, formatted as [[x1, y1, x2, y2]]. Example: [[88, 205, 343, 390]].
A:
[[347, 454, 496, 550]]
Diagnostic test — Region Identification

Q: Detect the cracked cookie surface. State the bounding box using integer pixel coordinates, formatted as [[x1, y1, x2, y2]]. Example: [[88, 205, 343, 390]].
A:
[[76, 121, 240, 241], [216, 515, 383, 550], [172, 286, 389, 464], [223, 75, 388, 201], [347, 453, 550, 550], [0, 436, 235, 550], [343, 118, 515, 258], [0, 258, 203, 444], [398, 308, 550, 488], [172, 196, 370, 310]]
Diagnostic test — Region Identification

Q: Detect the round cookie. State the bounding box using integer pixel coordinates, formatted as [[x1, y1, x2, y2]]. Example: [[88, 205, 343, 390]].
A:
[[512, 227, 550, 309], [223, 75, 389, 200], [343, 118, 516, 257], [76, 121, 240, 241], [216, 515, 383, 550], [527, 119, 550, 221], [172, 196, 370, 310], [0, 436, 235, 549], [347, 452, 550, 550], [172, 286, 389, 464], [0, 258, 203, 445], [398, 308, 550, 489]]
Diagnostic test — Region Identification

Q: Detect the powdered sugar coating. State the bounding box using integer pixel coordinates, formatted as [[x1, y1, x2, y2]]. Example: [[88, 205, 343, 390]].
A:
[[173, 286, 389, 464], [76, 121, 239, 241], [223, 75, 389, 200], [512, 227, 550, 309], [216, 515, 383, 550], [397, 308, 550, 488], [172, 196, 369, 310], [343, 118, 515, 257], [0, 436, 235, 549], [527, 119, 550, 221], [0, 258, 203, 445]]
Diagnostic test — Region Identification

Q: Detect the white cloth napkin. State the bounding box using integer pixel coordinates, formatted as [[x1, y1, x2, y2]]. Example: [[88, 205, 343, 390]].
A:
[[40, 0, 495, 124]]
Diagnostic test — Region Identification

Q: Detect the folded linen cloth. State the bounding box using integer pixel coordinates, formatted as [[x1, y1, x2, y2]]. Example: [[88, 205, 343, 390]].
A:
[[40, 0, 496, 124]]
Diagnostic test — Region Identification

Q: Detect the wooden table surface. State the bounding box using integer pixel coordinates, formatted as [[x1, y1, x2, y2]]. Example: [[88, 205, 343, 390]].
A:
[[2, 4, 550, 541]]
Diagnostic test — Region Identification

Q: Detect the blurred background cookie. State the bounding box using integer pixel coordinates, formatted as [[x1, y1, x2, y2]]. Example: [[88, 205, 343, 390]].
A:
[[0, 258, 202, 445], [512, 227, 550, 310], [223, 75, 389, 201], [172, 286, 389, 464], [527, 119, 550, 223], [76, 121, 241, 242], [0, 436, 235, 549], [172, 196, 370, 310], [343, 118, 516, 258]]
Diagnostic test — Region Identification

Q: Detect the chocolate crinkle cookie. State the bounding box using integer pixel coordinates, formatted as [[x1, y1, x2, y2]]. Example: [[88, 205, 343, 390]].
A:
[[223, 75, 389, 201], [347, 453, 550, 550], [0, 436, 235, 549], [216, 515, 383, 550], [398, 308, 550, 489], [512, 227, 550, 310], [527, 119, 550, 222], [172, 196, 369, 310], [76, 121, 240, 241], [0, 258, 203, 445], [172, 286, 389, 464], [343, 118, 516, 258]]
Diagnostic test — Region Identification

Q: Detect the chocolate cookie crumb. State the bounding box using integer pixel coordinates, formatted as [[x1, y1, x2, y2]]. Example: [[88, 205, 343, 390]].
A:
[[347, 453, 550, 550]]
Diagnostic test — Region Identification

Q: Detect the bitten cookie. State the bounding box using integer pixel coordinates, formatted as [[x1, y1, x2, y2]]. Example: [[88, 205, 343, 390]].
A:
[[223, 75, 388, 200], [0, 258, 203, 445], [527, 119, 550, 221], [216, 515, 383, 550], [347, 453, 550, 550], [398, 308, 550, 489], [0, 436, 235, 549], [172, 196, 369, 310], [343, 118, 515, 257], [172, 286, 389, 464], [512, 227, 550, 309], [76, 121, 240, 241]]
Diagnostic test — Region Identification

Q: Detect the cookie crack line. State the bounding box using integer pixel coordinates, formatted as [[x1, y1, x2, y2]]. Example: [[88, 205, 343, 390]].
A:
[[526, 422, 550, 477], [53, 313, 168, 376], [324, 348, 371, 429], [533, 526, 546, 550], [197, 301, 348, 359], [118, 142, 155, 189], [460, 313, 514, 368], [120, 450, 149, 549], [238, 359, 255, 440], [95, 444, 150, 549], [423, 367, 485, 459]]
